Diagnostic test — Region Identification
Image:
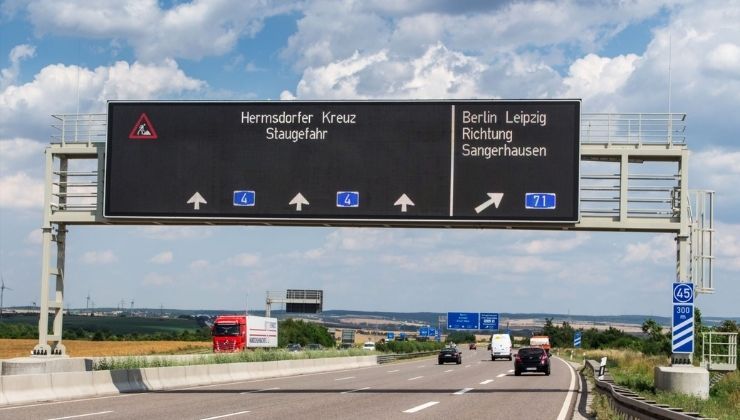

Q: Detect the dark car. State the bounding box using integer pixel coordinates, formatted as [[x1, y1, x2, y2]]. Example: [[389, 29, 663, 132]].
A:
[[438, 347, 462, 365], [469, 342, 477, 350], [287, 343, 302, 352], [514, 347, 550, 376]]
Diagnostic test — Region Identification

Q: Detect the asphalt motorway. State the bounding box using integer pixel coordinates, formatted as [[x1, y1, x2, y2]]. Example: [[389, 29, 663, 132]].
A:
[[0, 349, 578, 420]]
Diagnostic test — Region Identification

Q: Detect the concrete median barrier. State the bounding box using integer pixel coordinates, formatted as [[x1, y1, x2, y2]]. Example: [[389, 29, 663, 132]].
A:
[[91, 370, 119, 396], [50, 371, 96, 401], [1, 373, 55, 405], [0, 356, 381, 406]]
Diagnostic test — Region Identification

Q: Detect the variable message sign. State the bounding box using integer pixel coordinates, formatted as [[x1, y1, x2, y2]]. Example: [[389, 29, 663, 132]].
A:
[[105, 101, 580, 224]]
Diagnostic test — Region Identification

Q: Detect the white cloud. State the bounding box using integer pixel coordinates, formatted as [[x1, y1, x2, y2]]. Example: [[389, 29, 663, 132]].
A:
[[80, 250, 118, 264], [563, 53, 639, 100], [0, 138, 46, 172], [0, 44, 35, 89], [622, 235, 675, 263], [142, 272, 174, 286], [715, 223, 740, 271], [136, 226, 213, 240], [510, 233, 591, 255], [0, 60, 205, 139], [24, 0, 296, 61], [189, 259, 209, 270], [150, 251, 173, 264], [25, 229, 42, 245], [226, 253, 260, 267], [0, 172, 43, 209]]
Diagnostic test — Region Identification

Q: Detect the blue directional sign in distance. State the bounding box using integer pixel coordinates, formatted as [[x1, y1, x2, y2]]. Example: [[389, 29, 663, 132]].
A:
[[672, 282, 694, 304], [480, 313, 500, 330], [525, 193, 556, 209], [574, 331, 582, 348], [447, 312, 480, 330], [419, 326, 430, 337], [387, 332, 394, 341], [429, 328, 437, 337], [233, 190, 255, 207], [672, 304, 694, 353], [336, 191, 359, 208]]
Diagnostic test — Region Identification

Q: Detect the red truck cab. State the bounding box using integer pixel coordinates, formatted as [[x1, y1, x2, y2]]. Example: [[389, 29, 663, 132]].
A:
[[212, 315, 246, 352]]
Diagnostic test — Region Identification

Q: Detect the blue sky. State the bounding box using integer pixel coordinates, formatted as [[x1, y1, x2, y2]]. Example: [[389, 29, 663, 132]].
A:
[[1, 1, 739, 317]]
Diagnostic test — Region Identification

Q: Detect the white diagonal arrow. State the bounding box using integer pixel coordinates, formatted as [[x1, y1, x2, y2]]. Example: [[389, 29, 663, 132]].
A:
[[187, 192, 207, 210], [474, 193, 504, 214], [289, 193, 309, 211], [394, 193, 415, 212]]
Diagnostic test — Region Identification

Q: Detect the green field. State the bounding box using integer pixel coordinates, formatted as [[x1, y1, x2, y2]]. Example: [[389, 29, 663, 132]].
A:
[[1, 314, 201, 336]]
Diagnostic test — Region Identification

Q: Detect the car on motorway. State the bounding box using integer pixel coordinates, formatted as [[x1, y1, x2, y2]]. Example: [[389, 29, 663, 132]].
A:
[[490, 333, 512, 361], [362, 341, 376, 351], [287, 343, 302, 352], [306, 343, 324, 350], [438, 347, 462, 364], [514, 347, 550, 376], [469, 342, 477, 350]]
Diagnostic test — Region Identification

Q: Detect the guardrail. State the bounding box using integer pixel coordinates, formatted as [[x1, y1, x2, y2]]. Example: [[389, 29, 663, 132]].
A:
[[377, 351, 438, 364], [585, 360, 709, 420]]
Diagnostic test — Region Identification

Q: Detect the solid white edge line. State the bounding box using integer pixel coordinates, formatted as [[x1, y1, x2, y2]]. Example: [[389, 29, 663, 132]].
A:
[[200, 411, 251, 420], [387, 369, 400, 373], [403, 401, 439, 413], [49, 411, 113, 420], [496, 373, 507, 378], [555, 357, 577, 420], [334, 376, 355, 381], [453, 387, 473, 395]]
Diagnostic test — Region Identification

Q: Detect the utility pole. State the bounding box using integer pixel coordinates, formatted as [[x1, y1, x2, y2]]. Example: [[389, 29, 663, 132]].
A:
[[86, 291, 91, 316]]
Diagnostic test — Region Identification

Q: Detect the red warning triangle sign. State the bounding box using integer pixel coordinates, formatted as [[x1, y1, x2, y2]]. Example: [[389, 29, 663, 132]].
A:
[[129, 113, 158, 140]]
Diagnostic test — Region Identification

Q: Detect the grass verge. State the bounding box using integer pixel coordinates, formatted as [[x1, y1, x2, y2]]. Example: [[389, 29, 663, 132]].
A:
[[580, 348, 739, 420]]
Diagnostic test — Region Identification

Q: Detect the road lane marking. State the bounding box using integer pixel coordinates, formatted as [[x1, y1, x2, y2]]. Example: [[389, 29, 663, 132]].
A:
[[453, 388, 474, 395], [556, 357, 578, 420], [417, 365, 426, 368], [200, 411, 251, 420], [341, 387, 371, 394], [387, 369, 400, 373], [49, 412, 113, 420], [403, 401, 439, 413], [496, 373, 507, 378], [239, 387, 279, 394], [444, 369, 453, 373], [334, 376, 355, 381], [408, 376, 423, 381], [465, 365, 471, 368], [508, 369, 514, 373], [480, 379, 494, 385]]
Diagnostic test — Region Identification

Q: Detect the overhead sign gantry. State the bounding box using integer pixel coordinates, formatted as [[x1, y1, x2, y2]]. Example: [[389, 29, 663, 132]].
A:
[[104, 100, 580, 224]]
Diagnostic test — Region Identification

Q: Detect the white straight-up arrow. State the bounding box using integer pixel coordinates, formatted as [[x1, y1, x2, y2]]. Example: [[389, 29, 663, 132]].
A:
[[187, 192, 207, 210], [394, 194, 415, 212], [289, 193, 309, 211], [474, 193, 504, 214]]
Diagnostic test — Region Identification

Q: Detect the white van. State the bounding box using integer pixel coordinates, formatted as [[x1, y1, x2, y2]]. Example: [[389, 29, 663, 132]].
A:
[[362, 341, 376, 351], [490, 334, 512, 361]]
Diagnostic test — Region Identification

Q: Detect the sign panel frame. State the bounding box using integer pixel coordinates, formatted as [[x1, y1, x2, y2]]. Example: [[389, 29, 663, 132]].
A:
[[104, 100, 581, 226]]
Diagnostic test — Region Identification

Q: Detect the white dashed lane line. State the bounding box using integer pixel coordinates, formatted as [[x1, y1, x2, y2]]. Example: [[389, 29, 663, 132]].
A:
[[480, 379, 494, 385], [407, 376, 424, 381], [496, 373, 507, 378], [403, 401, 439, 413], [334, 376, 355, 381], [49, 412, 114, 420], [387, 369, 400, 373], [341, 387, 371, 394], [200, 411, 251, 420], [453, 388, 473, 395]]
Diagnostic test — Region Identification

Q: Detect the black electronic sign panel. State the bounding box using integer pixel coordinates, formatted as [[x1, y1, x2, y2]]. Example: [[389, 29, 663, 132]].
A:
[[104, 100, 580, 224]]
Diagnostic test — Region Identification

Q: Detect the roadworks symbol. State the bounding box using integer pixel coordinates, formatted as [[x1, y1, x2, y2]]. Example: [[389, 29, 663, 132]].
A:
[[129, 113, 158, 139]]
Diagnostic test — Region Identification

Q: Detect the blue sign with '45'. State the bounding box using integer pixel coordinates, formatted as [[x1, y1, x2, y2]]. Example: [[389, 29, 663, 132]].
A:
[[673, 283, 694, 304]]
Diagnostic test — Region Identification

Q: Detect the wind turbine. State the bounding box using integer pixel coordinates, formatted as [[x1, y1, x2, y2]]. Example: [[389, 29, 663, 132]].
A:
[[1, 276, 13, 318]]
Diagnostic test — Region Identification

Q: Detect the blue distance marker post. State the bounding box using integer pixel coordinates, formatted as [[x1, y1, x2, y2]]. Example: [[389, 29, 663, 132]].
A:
[[574, 331, 582, 348], [672, 282, 694, 363]]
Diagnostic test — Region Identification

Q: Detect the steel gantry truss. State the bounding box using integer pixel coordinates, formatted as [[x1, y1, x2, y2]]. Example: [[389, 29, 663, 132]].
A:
[[32, 113, 714, 357]]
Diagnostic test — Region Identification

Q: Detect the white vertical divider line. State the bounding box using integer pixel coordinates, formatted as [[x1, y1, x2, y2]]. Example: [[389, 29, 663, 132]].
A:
[[449, 105, 455, 217]]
